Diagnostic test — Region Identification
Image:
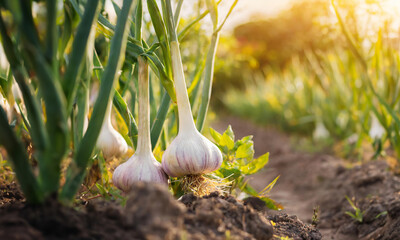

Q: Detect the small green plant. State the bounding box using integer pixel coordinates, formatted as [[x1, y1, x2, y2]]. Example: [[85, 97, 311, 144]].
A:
[[375, 211, 388, 219], [210, 126, 282, 210], [168, 125, 281, 210], [312, 205, 320, 227], [345, 196, 364, 223]]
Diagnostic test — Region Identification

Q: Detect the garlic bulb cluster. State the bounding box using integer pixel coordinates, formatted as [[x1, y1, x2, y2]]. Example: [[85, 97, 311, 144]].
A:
[[0, 92, 12, 123], [113, 56, 167, 192], [96, 101, 128, 159], [162, 42, 222, 177]]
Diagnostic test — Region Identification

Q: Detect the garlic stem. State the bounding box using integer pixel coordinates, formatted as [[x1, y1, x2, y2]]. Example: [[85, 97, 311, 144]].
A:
[[170, 41, 197, 133], [136, 56, 152, 155], [103, 100, 113, 128], [112, 56, 168, 189], [96, 96, 128, 159]]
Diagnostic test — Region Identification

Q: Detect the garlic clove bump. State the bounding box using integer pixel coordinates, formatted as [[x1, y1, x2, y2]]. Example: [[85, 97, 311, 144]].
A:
[[162, 131, 222, 177], [113, 153, 168, 192], [161, 41, 223, 178]]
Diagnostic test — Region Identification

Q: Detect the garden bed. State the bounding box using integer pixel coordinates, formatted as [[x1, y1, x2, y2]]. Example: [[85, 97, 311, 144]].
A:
[[1, 116, 400, 240], [213, 116, 400, 240], [0, 181, 320, 240]]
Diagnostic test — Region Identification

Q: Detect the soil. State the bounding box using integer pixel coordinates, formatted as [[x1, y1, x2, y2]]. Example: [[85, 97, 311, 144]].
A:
[[1, 116, 399, 239], [212, 116, 400, 239], [0, 181, 319, 240]]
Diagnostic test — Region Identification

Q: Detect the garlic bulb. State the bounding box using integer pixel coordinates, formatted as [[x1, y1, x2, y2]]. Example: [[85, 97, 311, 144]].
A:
[[96, 100, 128, 159], [313, 119, 329, 140], [0, 92, 12, 123], [369, 114, 385, 140], [113, 56, 168, 192], [162, 41, 222, 177]]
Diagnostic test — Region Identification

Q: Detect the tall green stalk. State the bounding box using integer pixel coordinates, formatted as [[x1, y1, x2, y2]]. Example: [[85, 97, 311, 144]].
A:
[[196, 33, 219, 131], [196, 0, 238, 132], [63, 0, 101, 114], [0, 107, 42, 203], [16, 0, 69, 196], [0, 13, 48, 163], [60, 0, 135, 202]]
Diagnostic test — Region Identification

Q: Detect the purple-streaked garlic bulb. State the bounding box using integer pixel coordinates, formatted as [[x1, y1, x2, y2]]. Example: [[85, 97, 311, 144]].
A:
[[113, 56, 167, 192], [161, 42, 222, 177], [96, 101, 128, 159]]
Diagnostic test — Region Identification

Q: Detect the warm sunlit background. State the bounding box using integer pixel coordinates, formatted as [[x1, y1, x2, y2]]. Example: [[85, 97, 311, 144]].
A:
[[208, 0, 400, 158]]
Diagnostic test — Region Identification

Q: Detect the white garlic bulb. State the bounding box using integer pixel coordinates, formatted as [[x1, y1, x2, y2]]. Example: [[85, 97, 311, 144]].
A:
[[113, 151, 168, 192], [96, 101, 128, 159], [369, 114, 385, 140], [113, 56, 167, 192], [161, 42, 222, 177]]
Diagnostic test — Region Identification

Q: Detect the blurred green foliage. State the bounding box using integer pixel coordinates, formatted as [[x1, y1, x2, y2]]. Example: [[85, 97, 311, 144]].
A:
[[213, 0, 339, 97], [221, 0, 400, 162]]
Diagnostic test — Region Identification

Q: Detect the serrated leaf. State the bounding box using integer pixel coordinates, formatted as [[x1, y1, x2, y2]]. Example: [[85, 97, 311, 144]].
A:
[[224, 125, 235, 141], [220, 131, 235, 149], [235, 136, 253, 149], [240, 135, 253, 142], [240, 152, 269, 175], [236, 142, 254, 159], [217, 167, 241, 180], [209, 127, 222, 143]]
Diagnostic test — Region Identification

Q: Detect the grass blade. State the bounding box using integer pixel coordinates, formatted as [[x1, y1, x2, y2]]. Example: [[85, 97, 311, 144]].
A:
[[196, 33, 219, 131], [151, 92, 171, 149]]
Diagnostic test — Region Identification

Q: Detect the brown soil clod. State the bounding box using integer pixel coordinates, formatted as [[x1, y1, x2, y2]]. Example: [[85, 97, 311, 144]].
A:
[[0, 181, 320, 240]]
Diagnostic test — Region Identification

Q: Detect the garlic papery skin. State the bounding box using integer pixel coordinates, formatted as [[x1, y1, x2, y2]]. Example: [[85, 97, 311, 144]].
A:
[[113, 56, 167, 192], [96, 101, 128, 159], [12, 80, 26, 115], [161, 41, 222, 178], [0, 92, 11, 123], [113, 151, 168, 192]]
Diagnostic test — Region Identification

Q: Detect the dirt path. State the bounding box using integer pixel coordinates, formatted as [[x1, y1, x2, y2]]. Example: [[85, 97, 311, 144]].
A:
[[211, 116, 400, 239], [212, 116, 342, 219]]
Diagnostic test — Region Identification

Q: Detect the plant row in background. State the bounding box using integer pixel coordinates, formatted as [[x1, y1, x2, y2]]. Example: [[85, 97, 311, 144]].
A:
[[0, 0, 279, 209], [223, 0, 400, 165]]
